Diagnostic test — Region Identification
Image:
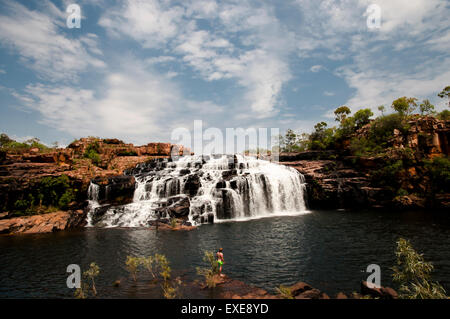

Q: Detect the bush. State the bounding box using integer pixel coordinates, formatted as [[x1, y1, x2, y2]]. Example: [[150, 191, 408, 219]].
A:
[[392, 238, 447, 299], [437, 110, 450, 121], [196, 251, 220, 288], [423, 156, 450, 193], [275, 285, 294, 299], [83, 142, 101, 166]]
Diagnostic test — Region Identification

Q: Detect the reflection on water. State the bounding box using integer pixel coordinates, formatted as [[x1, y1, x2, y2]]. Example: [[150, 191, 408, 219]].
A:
[[0, 209, 449, 298]]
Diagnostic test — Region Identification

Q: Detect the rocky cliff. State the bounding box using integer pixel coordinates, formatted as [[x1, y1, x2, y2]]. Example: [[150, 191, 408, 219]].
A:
[[280, 116, 450, 210], [0, 138, 189, 233]]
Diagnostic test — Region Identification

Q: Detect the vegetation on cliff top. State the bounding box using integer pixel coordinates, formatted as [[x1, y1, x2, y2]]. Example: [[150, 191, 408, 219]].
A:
[[276, 86, 450, 202]]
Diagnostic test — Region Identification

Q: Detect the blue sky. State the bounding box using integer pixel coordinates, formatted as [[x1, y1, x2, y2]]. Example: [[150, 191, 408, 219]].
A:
[[0, 0, 449, 147]]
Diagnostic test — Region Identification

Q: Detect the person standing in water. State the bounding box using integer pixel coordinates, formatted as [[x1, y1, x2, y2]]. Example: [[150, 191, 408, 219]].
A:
[[216, 248, 225, 277]]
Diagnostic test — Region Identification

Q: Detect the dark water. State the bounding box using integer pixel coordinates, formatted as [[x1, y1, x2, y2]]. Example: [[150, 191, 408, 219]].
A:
[[1, 209, 450, 298]]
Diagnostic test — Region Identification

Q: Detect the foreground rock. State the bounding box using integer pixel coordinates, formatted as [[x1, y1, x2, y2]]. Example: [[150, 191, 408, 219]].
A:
[[0, 210, 86, 234], [360, 281, 399, 299]]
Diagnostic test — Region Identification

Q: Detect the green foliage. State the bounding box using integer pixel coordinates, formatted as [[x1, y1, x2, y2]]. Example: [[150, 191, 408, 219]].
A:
[[353, 108, 374, 129], [334, 106, 351, 123], [0, 134, 48, 152], [170, 218, 178, 228], [83, 262, 100, 296], [423, 156, 450, 193], [377, 105, 385, 115], [83, 142, 101, 166], [368, 113, 409, 147], [196, 251, 220, 288], [125, 256, 140, 282], [309, 122, 336, 150], [392, 238, 447, 299], [11, 175, 76, 214], [275, 285, 294, 299], [391, 97, 418, 116], [437, 110, 450, 120], [349, 137, 381, 157], [371, 159, 404, 193], [437, 86, 450, 107], [419, 99, 435, 115]]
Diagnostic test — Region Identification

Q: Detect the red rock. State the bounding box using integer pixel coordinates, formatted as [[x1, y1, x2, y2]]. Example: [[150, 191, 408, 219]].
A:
[[289, 281, 313, 296], [336, 292, 348, 299]]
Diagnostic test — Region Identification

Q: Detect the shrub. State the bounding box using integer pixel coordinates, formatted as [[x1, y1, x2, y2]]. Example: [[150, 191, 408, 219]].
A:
[[275, 285, 294, 299], [125, 256, 140, 282], [392, 238, 447, 299], [83, 262, 100, 296], [437, 110, 450, 121], [423, 156, 450, 193], [83, 142, 101, 166], [196, 251, 220, 288]]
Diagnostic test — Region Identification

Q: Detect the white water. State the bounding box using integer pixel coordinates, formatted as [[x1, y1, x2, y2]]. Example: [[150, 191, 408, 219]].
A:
[[87, 155, 308, 227]]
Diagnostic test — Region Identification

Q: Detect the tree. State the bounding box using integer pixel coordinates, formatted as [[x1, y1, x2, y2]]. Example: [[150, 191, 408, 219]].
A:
[[284, 129, 298, 152], [83, 262, 100, 296], [391, 97, 418, 116], [125, 256, 140, 282], [0, 133, 12, 147], [353, 108, 374, 129], [334, 106, 351, 123], [419, 99, 435, 115], [392, 238, 447, 299], [377, 105, 385, 115], [437, 86, 450, 107]]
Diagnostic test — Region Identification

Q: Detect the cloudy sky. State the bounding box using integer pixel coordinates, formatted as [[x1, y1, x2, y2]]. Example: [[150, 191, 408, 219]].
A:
[[0, 0, 449, 146]]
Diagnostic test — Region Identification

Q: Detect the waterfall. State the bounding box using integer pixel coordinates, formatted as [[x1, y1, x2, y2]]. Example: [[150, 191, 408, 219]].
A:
[[87, 155, 308, 227], [86, 182, 100, 227]]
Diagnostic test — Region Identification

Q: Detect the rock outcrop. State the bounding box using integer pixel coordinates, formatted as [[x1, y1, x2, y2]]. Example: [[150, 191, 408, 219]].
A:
[[0, 210, 86, 234]]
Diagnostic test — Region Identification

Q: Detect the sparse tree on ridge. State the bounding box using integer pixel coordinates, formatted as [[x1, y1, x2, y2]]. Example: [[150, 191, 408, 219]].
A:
[[334, 106, 351, 123], [419, 99, 435, 115], [391, 97, 418, 116]]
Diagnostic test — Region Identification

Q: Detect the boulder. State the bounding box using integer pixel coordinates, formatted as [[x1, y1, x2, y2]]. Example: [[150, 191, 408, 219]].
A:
[[360, 281, 398, 299], [167, 195, 190, 217], [184, 174, 201, 197], [289, 282, 313, 296], [295, 288, 322, 299]]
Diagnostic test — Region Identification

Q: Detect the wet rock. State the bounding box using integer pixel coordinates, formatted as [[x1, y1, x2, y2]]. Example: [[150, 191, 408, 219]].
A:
[[295, 288, 322, 299], [336, 292, 348, 299], [91, 175, 136, 206], [167, 195, 190, 217], [184, 174, 201, 197]]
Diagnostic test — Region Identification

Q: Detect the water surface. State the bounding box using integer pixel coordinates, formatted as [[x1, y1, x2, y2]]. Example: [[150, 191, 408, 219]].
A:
[[1, 209, 449, 298]]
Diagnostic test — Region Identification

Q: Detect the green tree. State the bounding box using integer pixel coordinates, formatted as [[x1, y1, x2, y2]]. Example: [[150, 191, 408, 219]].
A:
[[377, 105, 385, 115], [391, 97, 418, 116], [125, 256, 140, 282], [83, 262, 100, 296], [334, 106, 351, 123], [392, 238, 447, 299], [437, 110, 450, 121], [0, 133, 12, 147], [196, 251, 220, 288], [353, 108, 374, 129], [284, 129, 298, 152], [437, 86, 450, 107], [419, 99, 435, 115]]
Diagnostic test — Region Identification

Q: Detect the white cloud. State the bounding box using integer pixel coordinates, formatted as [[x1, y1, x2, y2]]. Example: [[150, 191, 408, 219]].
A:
[[0, 1, 105, 82], [310, 65, 324, 73], [15, 60, 224, 144], [323, 91, 335, 96], [99, 0, 295, 119]]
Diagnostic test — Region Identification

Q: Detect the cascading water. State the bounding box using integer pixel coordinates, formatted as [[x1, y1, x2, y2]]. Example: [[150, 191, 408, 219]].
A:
[[87, 155, 308, 227]]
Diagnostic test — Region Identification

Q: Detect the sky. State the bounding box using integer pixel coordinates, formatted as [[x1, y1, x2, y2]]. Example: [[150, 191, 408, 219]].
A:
[[0, 0, 449, 148]]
